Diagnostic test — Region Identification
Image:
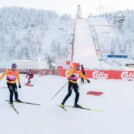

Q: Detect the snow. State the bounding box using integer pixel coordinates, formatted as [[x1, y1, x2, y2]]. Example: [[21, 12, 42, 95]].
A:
[[88, 17, 110, 26], [0, 74, 134, 134], [0, 12, 134, 134], [87, 17, 134, 70], [73, 18, 126, 70], [73, 19, 100, 69]]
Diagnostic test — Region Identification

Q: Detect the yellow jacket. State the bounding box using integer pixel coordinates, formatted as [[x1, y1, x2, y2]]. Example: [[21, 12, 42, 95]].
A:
[[0, 69, 20, 85], [67, 69, 87, 83]]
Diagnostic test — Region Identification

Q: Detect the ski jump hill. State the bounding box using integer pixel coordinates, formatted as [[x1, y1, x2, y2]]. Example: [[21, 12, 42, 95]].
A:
[[73, 17, 115, 70], [60, 17, 134, 80], [73, 18, 101, 69]]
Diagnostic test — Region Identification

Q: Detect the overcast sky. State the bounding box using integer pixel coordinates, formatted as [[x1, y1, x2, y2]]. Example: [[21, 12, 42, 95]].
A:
[[0, 0, 133, 17]]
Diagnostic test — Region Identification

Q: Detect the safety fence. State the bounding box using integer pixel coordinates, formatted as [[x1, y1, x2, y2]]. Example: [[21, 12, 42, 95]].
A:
[[0, 69, 58, 75], [1, 68, 134, 80], [58, 69, 134, 80]]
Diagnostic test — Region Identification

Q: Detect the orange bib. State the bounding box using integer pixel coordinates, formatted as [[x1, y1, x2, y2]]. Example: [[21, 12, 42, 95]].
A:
[[7, 69, 19, 81]]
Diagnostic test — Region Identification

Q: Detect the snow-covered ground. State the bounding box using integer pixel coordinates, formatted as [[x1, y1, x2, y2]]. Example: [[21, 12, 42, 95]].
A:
[[0, 74, 134, 134], [73, 18, 127, 70], [88, 17, 134, 69], [0, 16, 134, 134], [73, 19, 101, 69]]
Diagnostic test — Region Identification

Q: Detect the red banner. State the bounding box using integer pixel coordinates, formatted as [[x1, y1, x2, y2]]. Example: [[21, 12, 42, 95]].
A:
[[58, 69, 134, 79]]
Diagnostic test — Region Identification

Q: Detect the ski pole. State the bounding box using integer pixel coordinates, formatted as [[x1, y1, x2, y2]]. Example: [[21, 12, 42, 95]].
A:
[[51, 82, 68, 100]]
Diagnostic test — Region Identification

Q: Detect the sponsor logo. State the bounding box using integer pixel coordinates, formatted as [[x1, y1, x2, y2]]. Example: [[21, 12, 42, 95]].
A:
[[121, 72, 134, 79], [92, 71, 108, 78]]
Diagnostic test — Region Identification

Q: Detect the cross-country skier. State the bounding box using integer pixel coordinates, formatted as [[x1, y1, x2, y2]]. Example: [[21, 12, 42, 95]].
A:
[[61, 63, 90, 108], [81, 65, 85, 83], [26, 70, 34, 84], [0, 63, 21, 104]]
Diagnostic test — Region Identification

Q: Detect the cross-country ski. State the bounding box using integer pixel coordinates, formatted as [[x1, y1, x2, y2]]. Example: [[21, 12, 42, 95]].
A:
[[66, 105, 104, 112], [6, 100, 40, 106], [57, 104, 67, 112], [10, 104, 19, 114]]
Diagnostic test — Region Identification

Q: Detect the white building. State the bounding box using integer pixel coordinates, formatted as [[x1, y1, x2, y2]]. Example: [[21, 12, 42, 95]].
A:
[[12, 60, 48, 69]]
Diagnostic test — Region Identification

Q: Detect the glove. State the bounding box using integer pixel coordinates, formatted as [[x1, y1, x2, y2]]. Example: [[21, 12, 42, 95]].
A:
[[87, 79, 90, 83], [19, 85, 21, 88], [71, 74, 75, 77]]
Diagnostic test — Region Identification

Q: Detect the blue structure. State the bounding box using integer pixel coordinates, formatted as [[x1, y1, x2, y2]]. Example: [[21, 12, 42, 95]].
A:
[[107, 55, 128, 58]]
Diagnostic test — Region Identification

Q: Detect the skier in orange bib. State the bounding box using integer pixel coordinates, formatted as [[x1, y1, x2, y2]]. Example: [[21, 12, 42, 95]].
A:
[[61, 63, 90, 108], [0, 63, 21, 104]]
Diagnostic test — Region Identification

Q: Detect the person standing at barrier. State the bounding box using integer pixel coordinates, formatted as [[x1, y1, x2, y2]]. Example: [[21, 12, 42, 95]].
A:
[[26, 70, 34, 84], [0, 63, 21, 105], [81, 65, 85, 83], [60, 63, 90, 108]]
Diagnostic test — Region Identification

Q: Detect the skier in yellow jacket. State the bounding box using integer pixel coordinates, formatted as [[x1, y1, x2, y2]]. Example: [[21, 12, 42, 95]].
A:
[[61, 63, 90, 108], [0, 63, 21, 104]]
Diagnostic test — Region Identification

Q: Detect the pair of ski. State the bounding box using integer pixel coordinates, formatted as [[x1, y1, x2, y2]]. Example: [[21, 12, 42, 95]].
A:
[[6, 100, 40, 114], [58, 105, 103, 112]]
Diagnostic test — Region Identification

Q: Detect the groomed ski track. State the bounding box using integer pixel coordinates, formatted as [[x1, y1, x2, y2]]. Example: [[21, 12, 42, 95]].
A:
[[0, 74, 133, 134]]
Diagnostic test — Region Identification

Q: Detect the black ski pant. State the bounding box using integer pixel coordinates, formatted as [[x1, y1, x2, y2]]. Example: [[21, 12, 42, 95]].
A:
[[62, 81, 79, 106], [7, 83, 19, 103]]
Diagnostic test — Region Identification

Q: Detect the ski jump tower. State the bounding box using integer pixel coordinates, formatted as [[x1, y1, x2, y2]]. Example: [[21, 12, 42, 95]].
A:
[[76, 5, 82, 19]]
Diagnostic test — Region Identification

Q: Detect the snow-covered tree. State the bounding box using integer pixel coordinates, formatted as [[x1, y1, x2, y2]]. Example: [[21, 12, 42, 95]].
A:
[[0, 7, 75, 62]]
